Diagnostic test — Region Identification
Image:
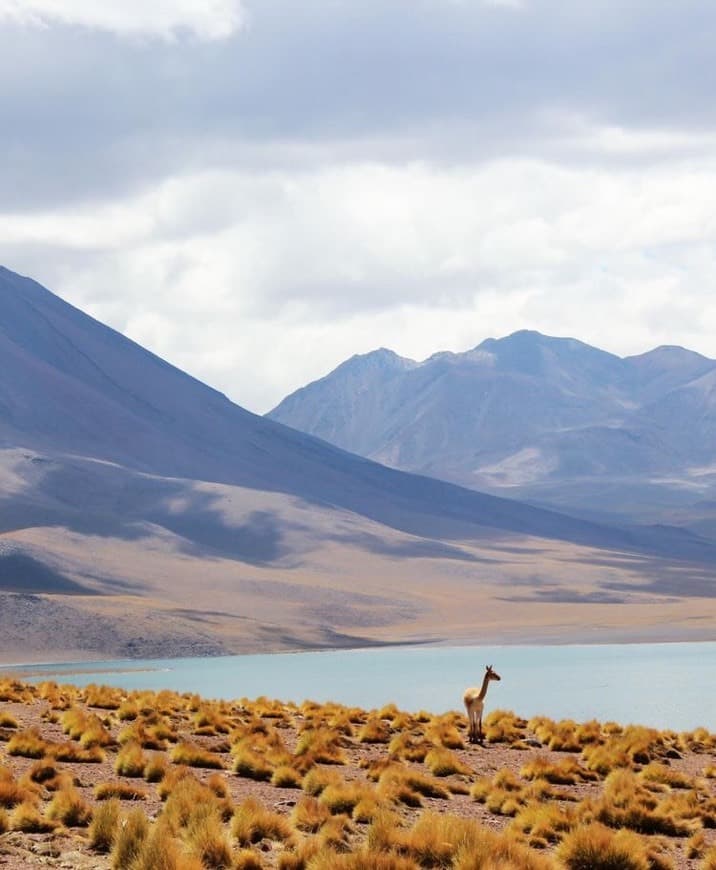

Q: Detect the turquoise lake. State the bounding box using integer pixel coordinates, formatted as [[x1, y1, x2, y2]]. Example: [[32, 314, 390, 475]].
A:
[[8, 642, 716, 731]]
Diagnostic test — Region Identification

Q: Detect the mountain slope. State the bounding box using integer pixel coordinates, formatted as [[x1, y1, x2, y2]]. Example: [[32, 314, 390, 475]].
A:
[[2, 266, 716, 661], [268, 331, 716, 527]]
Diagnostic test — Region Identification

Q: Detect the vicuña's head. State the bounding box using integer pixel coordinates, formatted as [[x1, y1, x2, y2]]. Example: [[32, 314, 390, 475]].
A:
[[486, 664, 501, 681]]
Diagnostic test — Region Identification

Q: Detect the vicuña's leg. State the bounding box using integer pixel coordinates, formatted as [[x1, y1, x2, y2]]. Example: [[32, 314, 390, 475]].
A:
[[478, 714, 483, 744], [465, 703, 473, 743]]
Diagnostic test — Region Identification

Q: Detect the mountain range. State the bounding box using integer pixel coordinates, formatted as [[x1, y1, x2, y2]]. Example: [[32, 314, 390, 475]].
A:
[[2, 265, 715, 662], [268, 332, 716, 534]]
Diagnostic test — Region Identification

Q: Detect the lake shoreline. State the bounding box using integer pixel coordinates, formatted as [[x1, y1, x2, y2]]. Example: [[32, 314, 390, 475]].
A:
[[2, 629, 716, 677]]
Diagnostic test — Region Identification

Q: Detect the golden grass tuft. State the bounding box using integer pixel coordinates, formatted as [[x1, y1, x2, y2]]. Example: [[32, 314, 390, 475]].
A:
[[231, 796, 294, 846], [520, 754, 599, 785], [9, 800, 57, 833], [184, 804, 234, 868], [95, 781, 149, 801], [271, 764, 303, 788], [424, 746, 472, 777], [88, 797, 121, 852], [170, 740, 225, 769], [46, 786, 93, 827], [7, 727, 49, 758], [115, 740, 148, 777], [557, 821, 649, 870], [110, 806, 149, 869]]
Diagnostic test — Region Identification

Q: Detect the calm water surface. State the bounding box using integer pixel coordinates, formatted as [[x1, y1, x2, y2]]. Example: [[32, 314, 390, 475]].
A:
[[8, 642, 716, 731]]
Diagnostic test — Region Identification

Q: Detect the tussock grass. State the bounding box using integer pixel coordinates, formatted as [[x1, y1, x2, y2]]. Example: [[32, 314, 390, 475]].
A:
[[7, 727, 49, 758], [557, 821, 649, 870], [170, 740, 224, 769], [388, 731, 431, 762], [83, 683, 123, 710], [10, 800, 57, 833], [0, 712, 18, 729], [426, 714, 465, 749], [379, 765, 451, 801], [302, 766, 343, 797], [319, 781, 375, 815], [639, 761, 695, 790], [95, 781, 149, 801], [144, 751, 168, 782], [46, 786, 92, 826], [110, 806, 149, 869], [293, 795, 332, 833], [52, 740, 106, 763], [482, 709, 528, 746], [0, 771, 37, 809], [520, 754, 599, 785], [272, 764, 303, 788], [510, 801, 576, 847], [358, 718, 392, 744], [235, 849, 265, 869], [115, 740, 148, 777], [88, 798, 121, 851], [294, 727, 347, 764], [184, 804, 234, 868], [424, 746, 472, 777], [231, 796, 294, 846]]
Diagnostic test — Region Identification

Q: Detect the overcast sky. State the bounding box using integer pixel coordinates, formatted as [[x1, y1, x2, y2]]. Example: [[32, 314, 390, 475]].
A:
[[2, 1, 715, 412]]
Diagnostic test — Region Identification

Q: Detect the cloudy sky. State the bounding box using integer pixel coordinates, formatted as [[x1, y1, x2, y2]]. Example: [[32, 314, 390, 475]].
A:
[[2, 1, 715, 412]]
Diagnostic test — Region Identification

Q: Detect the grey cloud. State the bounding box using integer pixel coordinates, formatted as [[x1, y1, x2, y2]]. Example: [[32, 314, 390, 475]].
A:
[[2, 1, 716, 211]]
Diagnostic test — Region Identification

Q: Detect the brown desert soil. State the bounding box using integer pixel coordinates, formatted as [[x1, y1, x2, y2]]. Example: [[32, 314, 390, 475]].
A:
[[0, 679, 714, 869]]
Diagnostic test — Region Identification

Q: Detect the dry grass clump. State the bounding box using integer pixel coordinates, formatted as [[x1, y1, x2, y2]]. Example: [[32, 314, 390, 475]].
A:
[[184, 804, 234, 868], [371, 809, 551, 869], [82, 683, 124, 710], [528, 717, 585, 753], [388, 731, 432, 763], [170, 740, 225, 769], [471, 771, 527, 818], [581, 725, 668, 776], [95, 781, 149, 801], [379, 765, 451, 801], [0, 766, 38, 808], [424, 746, 472, 777], [46, 786, 93, 827], [272, 765, 303, 788], [162, 775, 229, 832], [144, 751, 169, 782], [0, 679, 34, 703], [319, 781, 376, 815], [557, 821, 650, 870], [0, 711, 18, 728], [110, 806, 149, 868], [61, 706, 115, 747], [115, 739, 148, 777], [520, 754, 599, 785], [292, 795, 332, 833], [231, 796, 294, 846], [482, 709, 528, 746], [358, 717, 392, 744], [302, 766, 343, 797], [510, 801, 577, 847], [639, 761, 695, 790], [582, 768, 701, 837], [425, 713, 465, 749], [294, 726, 347, 764], [9, 800, 57, 833], [7, 727, 49, 758], [53, 740, 106, 763]]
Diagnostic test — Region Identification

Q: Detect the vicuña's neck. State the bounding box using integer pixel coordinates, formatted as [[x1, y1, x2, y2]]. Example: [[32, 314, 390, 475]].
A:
[[478, 673, 491, 701]]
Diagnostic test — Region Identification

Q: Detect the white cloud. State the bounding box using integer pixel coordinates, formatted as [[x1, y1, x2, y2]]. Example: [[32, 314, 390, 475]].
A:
[[3, 135, 716, 413], [0, 0, 244, 39]]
